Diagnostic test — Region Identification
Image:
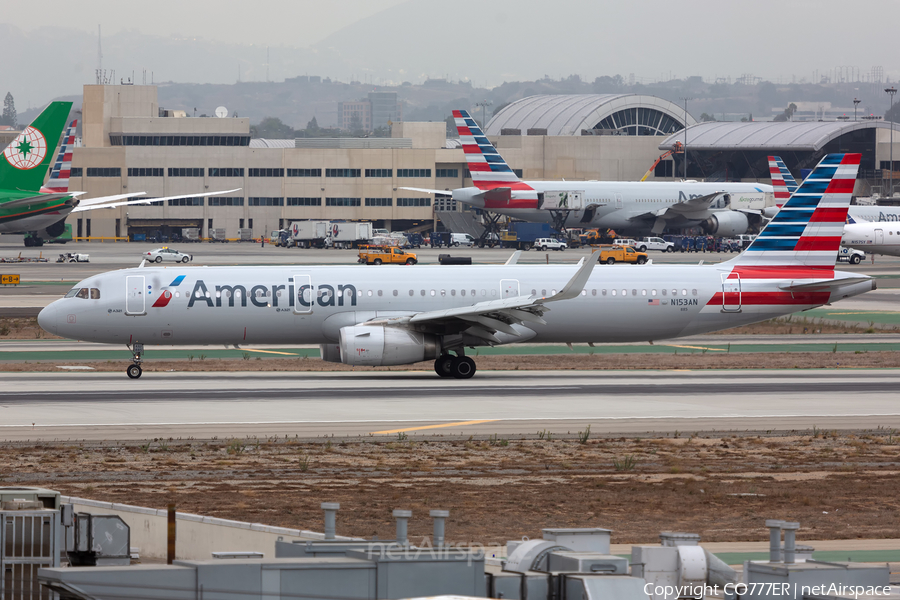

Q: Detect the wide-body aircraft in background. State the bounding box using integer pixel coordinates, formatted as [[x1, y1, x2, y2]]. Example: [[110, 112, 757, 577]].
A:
[[403, 109, 776, 237], [0, 102, 239, 246], [39, 153, 873, 380]]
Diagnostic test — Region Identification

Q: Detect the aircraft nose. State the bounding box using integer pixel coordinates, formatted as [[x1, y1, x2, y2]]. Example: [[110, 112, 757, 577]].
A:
[[37, 301, 59, 336]]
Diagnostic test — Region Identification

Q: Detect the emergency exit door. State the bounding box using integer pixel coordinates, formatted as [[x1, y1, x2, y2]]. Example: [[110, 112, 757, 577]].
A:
[[500, 279, 520, 299], [125, 275, 146, 315]]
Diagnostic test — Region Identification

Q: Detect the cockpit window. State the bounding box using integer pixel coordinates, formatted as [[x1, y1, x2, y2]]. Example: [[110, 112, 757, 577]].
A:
[[65, 288, 80, 298], [75, 288, 89, 299], [90, 288, 101, 299]]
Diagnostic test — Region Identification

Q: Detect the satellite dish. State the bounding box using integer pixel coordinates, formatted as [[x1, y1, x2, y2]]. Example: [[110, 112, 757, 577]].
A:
[[215, 106, 228, 118]]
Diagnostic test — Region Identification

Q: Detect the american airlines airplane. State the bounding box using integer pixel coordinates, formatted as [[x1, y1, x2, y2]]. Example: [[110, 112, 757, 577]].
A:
[[38, 153, 874, 380], [403, 110, 776, 236], [768, 155, 900, 257]]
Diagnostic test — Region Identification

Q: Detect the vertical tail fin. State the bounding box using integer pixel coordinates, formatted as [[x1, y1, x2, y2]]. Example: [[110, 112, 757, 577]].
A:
[[41, 119, 78, 194], [767, 155, 799, 206], [0, 101, 73, 192], [453, 109, 523, 191], [738, 153, 860, 267]]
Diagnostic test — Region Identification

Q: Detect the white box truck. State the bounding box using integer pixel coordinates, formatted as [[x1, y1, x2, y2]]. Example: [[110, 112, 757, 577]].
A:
[[291, 221, 331, 248], [331, 222, 374, 249]]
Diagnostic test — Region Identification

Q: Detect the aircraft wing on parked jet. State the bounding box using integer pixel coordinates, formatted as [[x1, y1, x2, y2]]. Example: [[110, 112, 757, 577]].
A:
[[398, 186, 452, 196], [71, 189, 243, 212], [629, 192, 727, 222]]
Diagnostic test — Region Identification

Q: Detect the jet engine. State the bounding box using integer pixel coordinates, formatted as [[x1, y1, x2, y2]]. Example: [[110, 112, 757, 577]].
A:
[[43, 219, 67, 239], [326, 325, 441, 366], [702, 211, 750, 236]]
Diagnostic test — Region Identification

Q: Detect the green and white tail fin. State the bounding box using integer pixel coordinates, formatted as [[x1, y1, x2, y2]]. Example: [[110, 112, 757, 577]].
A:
[[0, 101, 73, 192]]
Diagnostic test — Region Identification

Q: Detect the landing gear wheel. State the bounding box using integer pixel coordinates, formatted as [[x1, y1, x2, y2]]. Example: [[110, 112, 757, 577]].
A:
[[127, 342, 144, 380], [126, 364, 142, 379], [450, 356, 476, 379], [434, 355, 454, 377]]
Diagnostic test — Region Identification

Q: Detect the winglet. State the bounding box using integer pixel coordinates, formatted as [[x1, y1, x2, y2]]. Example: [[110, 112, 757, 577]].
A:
[[504, 250, 522, 266], [543, 250, 598, 302]]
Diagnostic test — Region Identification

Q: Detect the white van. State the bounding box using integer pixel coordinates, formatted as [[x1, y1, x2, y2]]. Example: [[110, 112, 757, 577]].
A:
[[451, 233, 476, 247]]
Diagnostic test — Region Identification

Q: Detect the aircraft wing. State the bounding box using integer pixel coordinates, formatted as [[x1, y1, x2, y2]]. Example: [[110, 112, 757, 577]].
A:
[[1, 193, 78, 209], [72, 189, 243, 212], [398, 186, 452, 196], [629, 192, 728, 222], [394, 252, 597, 342]]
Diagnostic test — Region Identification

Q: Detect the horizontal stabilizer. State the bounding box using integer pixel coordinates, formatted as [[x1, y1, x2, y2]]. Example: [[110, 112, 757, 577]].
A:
[[397, 186, 452, 196], [2, 192, 76, 209], [778, 276, 872, 292]]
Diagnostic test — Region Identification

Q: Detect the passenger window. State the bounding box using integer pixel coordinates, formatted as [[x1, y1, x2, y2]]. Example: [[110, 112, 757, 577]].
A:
[[451, 289, 456, 296], [682, 289, 687, 296], [91, 288, 101, 299], [65, 288, 80, 298], [622, 289, 627, 296], [491, 290, 497, 297], [601, 290, 607, 296], [541, 289, 547, 296], [175, 291, 180, 298], [393, 290, 398, 297], [672, 289, 677, 296], [441, 289, 446, 296], [581, 290, 586, 296], [471, 290, 476, 297], [692, 289, 698, 296], [367, 290, 373, 297], [378, 290, 383, 297], [662, 289, 667, 296], [430, 290, 435, 296], [611, 289, 617, 296], [641, 290, 646, 296], [632, 289, 637, 296], [651, 289, 657, 296], [461, 289, 466, 296], [592, 289, 597, 296], [551, 289, 557, 295], [409, 290, 414, 296], [420, 290, 425, 296], [75, 288, 89, 299]]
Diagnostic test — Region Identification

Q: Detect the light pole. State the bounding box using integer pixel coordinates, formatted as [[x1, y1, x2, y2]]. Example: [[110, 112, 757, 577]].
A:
[[475, 100, 492, 131], [679, 97, 694, 179], [886, 87, 897, 197], [853, 98, 861, 121]]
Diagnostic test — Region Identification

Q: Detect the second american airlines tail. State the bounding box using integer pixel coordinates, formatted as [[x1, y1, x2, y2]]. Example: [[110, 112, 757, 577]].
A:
[[38, 152, 872, 379]]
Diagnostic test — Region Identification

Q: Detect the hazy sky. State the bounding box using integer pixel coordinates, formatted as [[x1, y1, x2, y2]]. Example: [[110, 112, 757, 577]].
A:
[[2, 0, 899, 107], [6, 0, 410, 46]]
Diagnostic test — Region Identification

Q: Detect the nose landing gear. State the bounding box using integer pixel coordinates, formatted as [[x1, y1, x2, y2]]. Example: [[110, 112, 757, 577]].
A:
[[127, 342, 144, 379]]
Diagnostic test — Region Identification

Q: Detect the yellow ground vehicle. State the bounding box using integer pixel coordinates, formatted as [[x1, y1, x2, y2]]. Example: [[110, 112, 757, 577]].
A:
[[576, 229, 616, 247], [357, 246, 418, 265], [597, 244, 649, 265]]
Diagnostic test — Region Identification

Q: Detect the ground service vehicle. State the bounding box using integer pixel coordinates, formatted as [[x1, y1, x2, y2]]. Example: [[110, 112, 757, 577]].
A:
[[269, 230, 290, 247], [501, 222, 559, 250], [576, 229, 616, 247], [238, 228, 253, 242], [534, 238, 566, 251], [451, 233, 476, 247], [430, 231, 452, 248], [636, 237, 675, 252], [358, 246, 418, 265], [181, 228, 200, 243], [57, 252, 89, 263], [38, 154, 874, 381], [209, 228, 228, 243], [837, 247, 865, 264], [144, 247, 193, 263], [598, 245, 649, 264], [332, 222, 374, 249], [291, 221, 331, 248]]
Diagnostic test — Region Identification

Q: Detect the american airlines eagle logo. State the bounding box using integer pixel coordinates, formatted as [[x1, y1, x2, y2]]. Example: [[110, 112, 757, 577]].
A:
[[3, 126, 47, 170]]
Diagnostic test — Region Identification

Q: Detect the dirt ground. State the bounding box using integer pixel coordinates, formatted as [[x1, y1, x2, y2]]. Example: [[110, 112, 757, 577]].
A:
[[4, 432, 900, 546]]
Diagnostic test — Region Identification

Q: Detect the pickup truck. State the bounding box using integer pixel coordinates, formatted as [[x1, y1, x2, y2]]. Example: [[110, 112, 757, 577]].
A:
[[635, 237, 675, 252], [534, 238, 567, 251], [598, 245, 649, 265], [358, 246, 418, 265]]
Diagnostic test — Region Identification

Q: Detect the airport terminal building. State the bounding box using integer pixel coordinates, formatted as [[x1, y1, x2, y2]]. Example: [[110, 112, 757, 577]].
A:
[[65, 86, 900, 239]]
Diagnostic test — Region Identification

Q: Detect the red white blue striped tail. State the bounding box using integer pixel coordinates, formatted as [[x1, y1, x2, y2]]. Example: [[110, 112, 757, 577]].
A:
[[453, 109, 535, 198], [41, 119, 77, 194], [767, 155, 799, 207], [737, 153, 860, 268]]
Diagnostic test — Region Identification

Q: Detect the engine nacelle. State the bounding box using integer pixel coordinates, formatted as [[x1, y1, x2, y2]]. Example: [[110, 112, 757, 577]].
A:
[[337, 325, 441, 366], [702, 211, 750, 236]]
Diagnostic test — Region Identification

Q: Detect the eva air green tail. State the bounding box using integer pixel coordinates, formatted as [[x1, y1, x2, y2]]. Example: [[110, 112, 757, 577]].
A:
[[0, 101, 73, 192]]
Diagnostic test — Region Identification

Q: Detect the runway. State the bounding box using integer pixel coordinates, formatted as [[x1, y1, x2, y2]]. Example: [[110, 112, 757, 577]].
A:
[[1, 369, 898, 442]]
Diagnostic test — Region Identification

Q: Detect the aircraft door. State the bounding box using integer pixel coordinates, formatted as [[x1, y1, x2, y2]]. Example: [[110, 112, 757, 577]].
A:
[[293, 274, 313, 314], [125, 275, 146, 316], [500, 279, 520, 299], [720, 273, 741, 312], [875, 228, 884, 245], [615, 193, 623, 209]]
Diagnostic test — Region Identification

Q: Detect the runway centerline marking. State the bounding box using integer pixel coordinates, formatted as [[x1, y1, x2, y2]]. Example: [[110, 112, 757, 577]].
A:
[[372, 420, 499, 434]]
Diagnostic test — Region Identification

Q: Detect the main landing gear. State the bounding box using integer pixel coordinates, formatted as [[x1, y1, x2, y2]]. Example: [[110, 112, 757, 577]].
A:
[[126, 342, 144, 379], [434, 353, 476, 379]]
